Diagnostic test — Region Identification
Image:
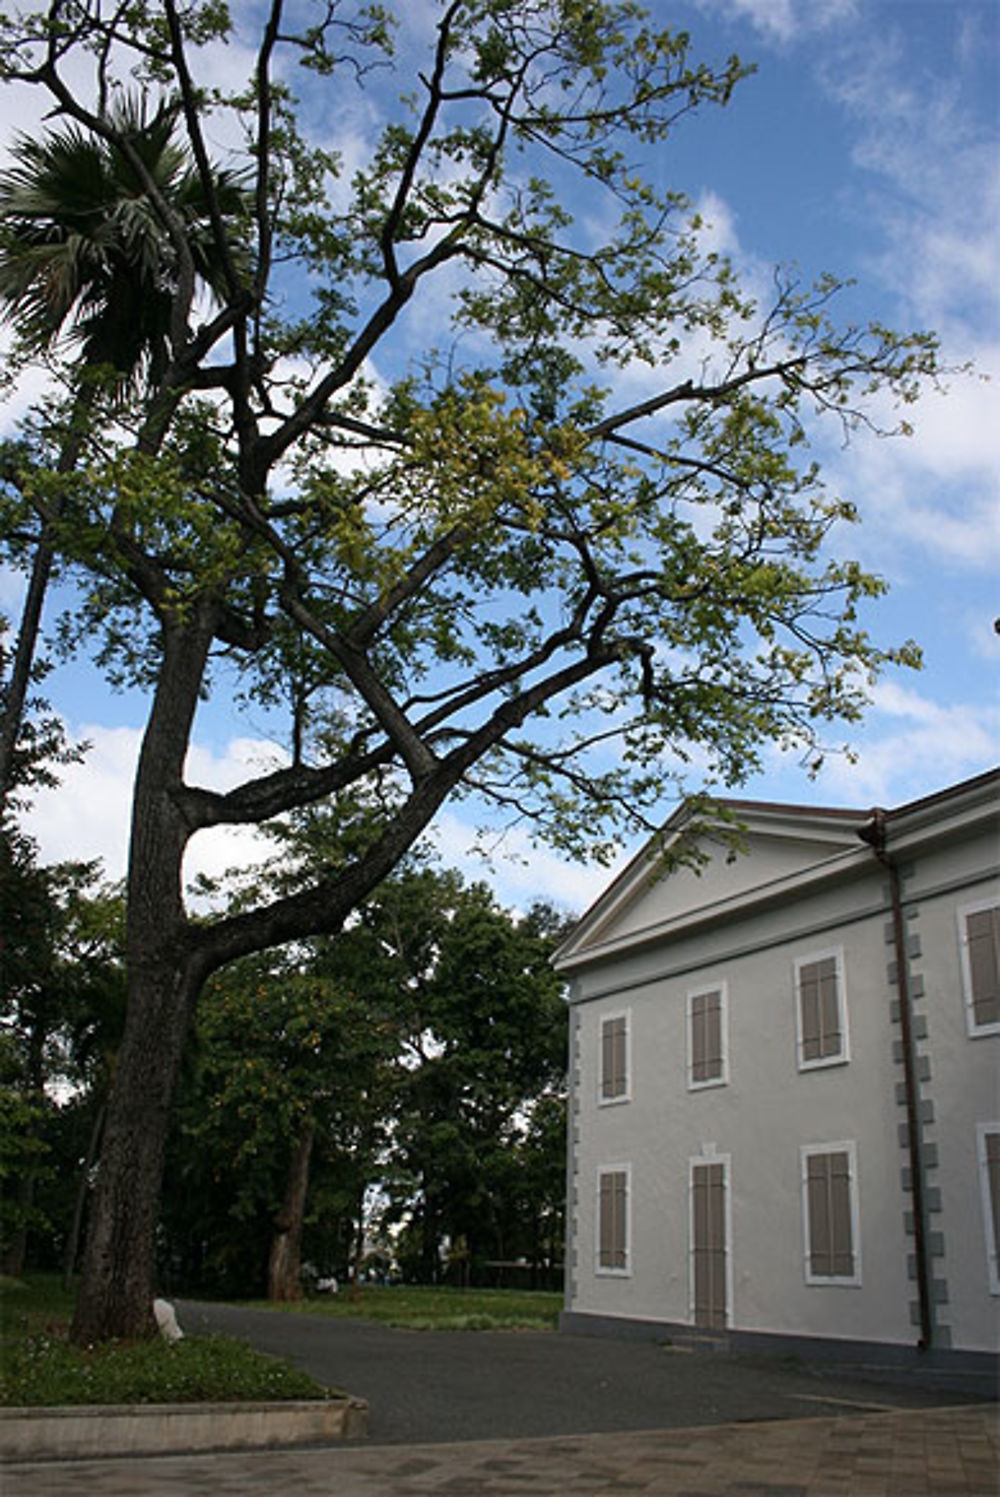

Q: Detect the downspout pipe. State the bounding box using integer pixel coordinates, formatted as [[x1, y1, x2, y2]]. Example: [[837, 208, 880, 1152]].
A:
[[858, 808, 932, 1351]]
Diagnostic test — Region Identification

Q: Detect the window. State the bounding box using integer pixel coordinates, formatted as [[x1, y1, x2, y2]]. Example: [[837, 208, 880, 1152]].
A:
[[690, 1154, 730, 1328], [795, 950, 848, 1069], [596, 1166, 630, 1274], [687, 984, 728, 1089], [959, 901, 1000, 1037], [977, 1124, 1000, 1295], [801, 1142, 860, 1285], [599, 1010, 630, 1103]]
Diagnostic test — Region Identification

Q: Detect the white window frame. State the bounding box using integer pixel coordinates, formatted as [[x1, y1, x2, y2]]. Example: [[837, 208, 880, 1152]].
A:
[[976, 1123, 1000, 1295], [598, 1007, 632, 1106], [794, 947, 849, 1071], [687, 1148, 733, 1327], [595, 1163, 632, 1277], [686, 982, 729, 1091], [958, 898, 1000, 1039], [800, 1140, 862, 1287]]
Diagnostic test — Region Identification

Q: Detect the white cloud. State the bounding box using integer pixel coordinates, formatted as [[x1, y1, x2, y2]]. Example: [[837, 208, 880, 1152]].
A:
[[21, 723, 286, 896], [817, 19, 999, 336], [816, 365, 1000, 576], [967, 609, 1000, 662], [803, 681, 1000, 806], [695, 0, 858, 45], [421, 809, 632, 919], [0, 341, 59, 437], [22, 723, 140, 877]]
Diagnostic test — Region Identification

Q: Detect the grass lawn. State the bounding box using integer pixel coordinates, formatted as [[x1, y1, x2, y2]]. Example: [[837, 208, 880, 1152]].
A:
[[0, 1275, 334, 1407], [243, 1284, 564, 1332]]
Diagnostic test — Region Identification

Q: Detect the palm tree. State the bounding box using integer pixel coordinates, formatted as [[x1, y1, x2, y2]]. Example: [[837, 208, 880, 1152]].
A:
[[0, 98, 244, 805]]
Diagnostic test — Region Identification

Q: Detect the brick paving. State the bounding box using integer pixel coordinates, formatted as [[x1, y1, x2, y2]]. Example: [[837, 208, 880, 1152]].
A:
[[4, 1404, 998, 1496]]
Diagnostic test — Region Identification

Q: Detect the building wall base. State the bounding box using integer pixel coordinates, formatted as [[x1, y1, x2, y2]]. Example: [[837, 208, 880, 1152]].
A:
[[559, 1310, 999, 1400]]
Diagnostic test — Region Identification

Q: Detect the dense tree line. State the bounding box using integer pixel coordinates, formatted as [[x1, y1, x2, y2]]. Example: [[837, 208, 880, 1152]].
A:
[[1, 759, 569, 1297], [0, 695, 125, 1283], [159, 871, 568, 1298]]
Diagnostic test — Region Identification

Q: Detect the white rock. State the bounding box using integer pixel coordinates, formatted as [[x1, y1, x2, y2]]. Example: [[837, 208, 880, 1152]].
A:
[[153, 1297, 184, 1342]]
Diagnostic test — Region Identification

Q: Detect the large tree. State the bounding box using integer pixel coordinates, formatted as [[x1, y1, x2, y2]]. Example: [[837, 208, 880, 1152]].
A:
[[0, 0, 941, 1343], [164, 950, 396, 1301], [161, 868, 566, 1299], [379, 880, 568, 1283], [0, 97, 244, 804]]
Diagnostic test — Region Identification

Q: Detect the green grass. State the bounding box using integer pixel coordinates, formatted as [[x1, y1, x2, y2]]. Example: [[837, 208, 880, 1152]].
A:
[[0, 1277, 563, 1407], [244, 1283, 563, 1332], [0, 1275, 336, 1408]]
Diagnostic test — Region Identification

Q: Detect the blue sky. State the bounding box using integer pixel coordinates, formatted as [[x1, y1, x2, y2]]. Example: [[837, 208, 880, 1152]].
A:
[[2, 0, 997, 917]]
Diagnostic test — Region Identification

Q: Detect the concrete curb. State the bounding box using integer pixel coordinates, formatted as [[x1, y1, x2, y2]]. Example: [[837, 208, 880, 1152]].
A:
[[0, 1393, 369, 1461]]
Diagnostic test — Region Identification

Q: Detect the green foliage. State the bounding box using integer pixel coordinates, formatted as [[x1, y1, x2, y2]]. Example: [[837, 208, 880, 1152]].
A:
[[331, 872, 569, 1281], [0, 1276, 334, 1406], [0, 95, 247, 393], [162, 935, 398, 1294], [161, 861, 569, 1296], [0, 653, 85, 815], [0, 832, 125, 1097], [0, 798, 124, 1270], [0, 1043, 54, 1253]]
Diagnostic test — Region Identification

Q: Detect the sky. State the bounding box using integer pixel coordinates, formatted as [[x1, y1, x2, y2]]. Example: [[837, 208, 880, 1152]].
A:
[[1, 0, 998, 920]]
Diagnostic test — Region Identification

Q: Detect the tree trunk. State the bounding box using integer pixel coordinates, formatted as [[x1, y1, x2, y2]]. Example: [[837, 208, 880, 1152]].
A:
[[0, 542, 56, 807], [62, 1099, 106, 1289], [267, 1118, 316, 1301], [348, 1177, 367, 1297], [1, 1175, 34, 1277], [70, 958, 202, 1341], [71, 617, 212, 1344], [0, 406, 90, 810]]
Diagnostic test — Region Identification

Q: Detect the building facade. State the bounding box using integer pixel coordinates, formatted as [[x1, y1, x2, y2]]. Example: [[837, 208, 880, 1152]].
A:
[[555, 770, 1000, 1373]]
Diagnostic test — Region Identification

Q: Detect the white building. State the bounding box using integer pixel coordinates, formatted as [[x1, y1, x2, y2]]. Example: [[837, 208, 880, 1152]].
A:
[[555, 769, 999, 1380]]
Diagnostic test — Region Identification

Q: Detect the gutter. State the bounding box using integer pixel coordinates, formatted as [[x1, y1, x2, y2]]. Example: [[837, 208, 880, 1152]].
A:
[[857, 808, 932, 1351]]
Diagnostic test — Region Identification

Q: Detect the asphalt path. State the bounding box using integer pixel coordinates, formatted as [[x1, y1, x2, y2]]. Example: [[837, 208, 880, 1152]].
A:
[[177, 1300, 986, 1447]]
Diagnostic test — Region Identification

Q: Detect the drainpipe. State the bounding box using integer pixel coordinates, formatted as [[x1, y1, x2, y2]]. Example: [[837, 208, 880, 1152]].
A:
[[857, 808, 932, 1351]]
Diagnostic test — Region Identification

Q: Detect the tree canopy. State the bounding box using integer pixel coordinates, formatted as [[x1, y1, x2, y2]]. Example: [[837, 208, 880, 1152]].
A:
[[160, 869, 568, 1299], [0, 0, 943, 1342]]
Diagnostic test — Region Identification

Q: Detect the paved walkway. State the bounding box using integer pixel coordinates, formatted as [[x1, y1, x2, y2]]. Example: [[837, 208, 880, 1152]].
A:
[[4, 1404, 998, 1494], [171, 1302, 994, 1445]]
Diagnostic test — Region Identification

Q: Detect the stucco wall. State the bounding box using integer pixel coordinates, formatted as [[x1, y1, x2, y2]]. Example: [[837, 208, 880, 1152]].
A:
[[901, 826, 1000, 1354], [566, 800, 1000, 1356]]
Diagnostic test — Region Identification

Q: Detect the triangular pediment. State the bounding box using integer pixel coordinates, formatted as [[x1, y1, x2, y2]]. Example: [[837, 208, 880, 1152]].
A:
[[554, 799, 865, 971]]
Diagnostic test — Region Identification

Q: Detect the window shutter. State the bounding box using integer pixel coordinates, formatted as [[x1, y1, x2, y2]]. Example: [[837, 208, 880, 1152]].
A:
[[817, 957, 841, 1056], [691, 993, 708, 1081], [800, 957, 842, 1062], [967, 907, 1000, 1028], [800, 964, 822, 1061], [691, 990, 723, 1083], [601, 1020, 614, 1098], [806, 1153, 832, 1274], [599, 1169, 627, 1270], [692, 1161, 726, 1327], [601, 1015, 627, 1099], [828, 1150, 854, 1276], [806, 1149, 854, 1278], [986, 1132, 1000, 1273], [612, 1172, 627, 1268], [599, 1173, 614, 1266]]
